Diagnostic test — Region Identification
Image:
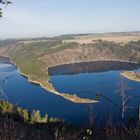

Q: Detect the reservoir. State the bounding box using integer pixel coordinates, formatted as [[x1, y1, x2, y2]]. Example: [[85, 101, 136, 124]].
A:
[[1, 60, 140, 127]]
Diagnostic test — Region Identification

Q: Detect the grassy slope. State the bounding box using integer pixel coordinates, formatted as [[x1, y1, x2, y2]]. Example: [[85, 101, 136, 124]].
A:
[[11, 41, 62, 81]]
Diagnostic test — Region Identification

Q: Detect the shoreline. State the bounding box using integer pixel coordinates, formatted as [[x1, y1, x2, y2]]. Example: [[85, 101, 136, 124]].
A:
[[48, 59, 140, 69], [17, 59, 140, 104], [17, 66, 98, 104], [121, 71, 140, 82], [2, 58, 140, 104]]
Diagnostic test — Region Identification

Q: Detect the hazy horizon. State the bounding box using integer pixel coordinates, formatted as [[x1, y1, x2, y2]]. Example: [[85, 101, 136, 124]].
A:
[[1, 0, 140, 39], [1, 30, 140, 41]]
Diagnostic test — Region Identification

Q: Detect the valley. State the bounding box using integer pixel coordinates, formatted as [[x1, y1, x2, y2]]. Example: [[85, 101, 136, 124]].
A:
[[0, 32, 140, 103]]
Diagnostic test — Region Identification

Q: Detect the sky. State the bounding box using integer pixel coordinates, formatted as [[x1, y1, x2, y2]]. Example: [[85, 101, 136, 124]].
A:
[[0, 0, 140, 39]]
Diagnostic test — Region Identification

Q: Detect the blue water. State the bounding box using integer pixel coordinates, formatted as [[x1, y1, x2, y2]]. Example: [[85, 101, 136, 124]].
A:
[[1, 61, 140, 128]]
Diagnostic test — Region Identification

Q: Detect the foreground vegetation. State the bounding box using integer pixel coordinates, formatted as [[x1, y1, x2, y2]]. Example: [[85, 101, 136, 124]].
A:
[[1, 101, 140, 140], [0, 101, 61, 124]]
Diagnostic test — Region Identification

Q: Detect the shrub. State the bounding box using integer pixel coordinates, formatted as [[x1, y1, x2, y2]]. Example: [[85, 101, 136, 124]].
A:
[[0, 101, 14, 113], [17, 107, 29, 122]]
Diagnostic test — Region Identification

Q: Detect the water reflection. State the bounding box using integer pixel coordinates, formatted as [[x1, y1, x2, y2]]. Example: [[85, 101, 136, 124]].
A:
[[48, 61, 140, 76]]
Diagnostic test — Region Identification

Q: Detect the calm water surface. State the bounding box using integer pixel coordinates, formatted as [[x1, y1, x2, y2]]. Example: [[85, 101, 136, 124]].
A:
[[1, 61, 140, 128]]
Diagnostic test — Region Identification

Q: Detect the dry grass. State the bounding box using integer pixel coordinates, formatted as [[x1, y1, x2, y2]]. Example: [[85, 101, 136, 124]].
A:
[[121, 71, 140, 82], [64, 32, 140, 44]]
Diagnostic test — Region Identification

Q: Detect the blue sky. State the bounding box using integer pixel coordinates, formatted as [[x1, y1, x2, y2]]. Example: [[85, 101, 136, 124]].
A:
[[1, 0, 140, 39]]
